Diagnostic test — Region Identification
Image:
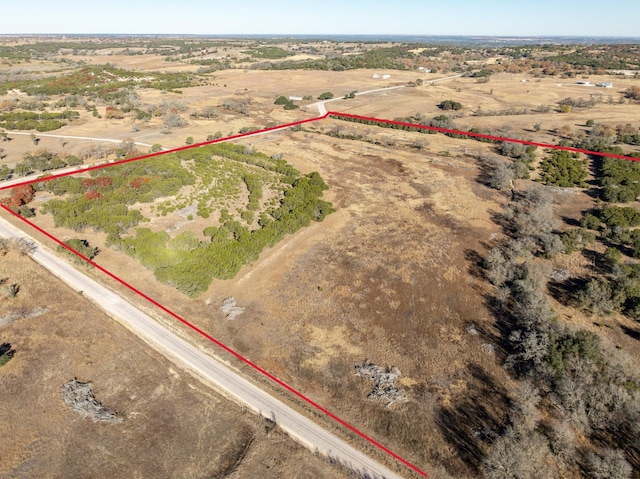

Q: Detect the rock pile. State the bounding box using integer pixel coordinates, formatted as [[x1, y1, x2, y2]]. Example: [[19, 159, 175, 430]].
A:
[[61, 379, 122, 423], [221, 297, 244, 320], [354, 360, 407, 406], [0, 307, 48, 326]]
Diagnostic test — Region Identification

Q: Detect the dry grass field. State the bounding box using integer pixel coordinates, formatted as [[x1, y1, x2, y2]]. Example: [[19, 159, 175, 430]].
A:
[[0, 244, 353, 478], [8, 123, 516, 478], [2, 39, 640, 478]]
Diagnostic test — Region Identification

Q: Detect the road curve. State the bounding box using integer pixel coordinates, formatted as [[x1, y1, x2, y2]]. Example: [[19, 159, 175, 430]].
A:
[[310, 74, 464, 115], [0, 215, 405, 479]]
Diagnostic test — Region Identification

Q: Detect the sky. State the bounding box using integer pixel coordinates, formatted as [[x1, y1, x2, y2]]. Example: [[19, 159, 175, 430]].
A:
[[1, 0, 639, 37]]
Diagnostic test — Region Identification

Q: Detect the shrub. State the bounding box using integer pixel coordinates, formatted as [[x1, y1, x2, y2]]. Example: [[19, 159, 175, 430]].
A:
[[58, 238, 99, 262], [317, 92, 334, 100], [581, 213, 601, 230], [17, 205, 35, 218], [41, 143, 333, 298], [624, 86, 640, 101], [0, 343, 14, 367], [4, 283, 19, 298], [603, 246, 622, 265], [560, 228, 595, 254], [437, 99, 462, 110], [240, 209, 254, 224]]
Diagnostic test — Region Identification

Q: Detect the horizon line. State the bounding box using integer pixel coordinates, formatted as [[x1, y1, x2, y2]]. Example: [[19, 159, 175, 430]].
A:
[[1, 33, 640, 39]]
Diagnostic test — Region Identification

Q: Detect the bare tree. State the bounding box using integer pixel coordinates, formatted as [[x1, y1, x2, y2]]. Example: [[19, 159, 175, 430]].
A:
[[163, 112, 187, 129], [489, 158, 515, 191], [483, 247, 516, 286], [587, 449, 632, 479], [200, 105, 218, 118], [482, 425, 554, 479]]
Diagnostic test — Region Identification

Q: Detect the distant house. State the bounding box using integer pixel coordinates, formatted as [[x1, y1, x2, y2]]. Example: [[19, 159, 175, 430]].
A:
[[288, 96, 303, 101], [596, 82, 613, 88], [372, 74, 380, 79], [382, 74, 391, 79], [576, 81, 591, 86]]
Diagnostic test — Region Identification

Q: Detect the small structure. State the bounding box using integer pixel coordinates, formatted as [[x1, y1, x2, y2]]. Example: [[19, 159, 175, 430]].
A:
[[372, 73, 380, 79], [596, 82, 613, 88], [288, 96, 303, 101], [382, 74, 391, 80], [576, 81, 591, 86]]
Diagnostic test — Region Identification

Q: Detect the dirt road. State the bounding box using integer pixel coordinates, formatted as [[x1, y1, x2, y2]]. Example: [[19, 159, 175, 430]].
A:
[[5, 130, 156, 148], [310, 74, 463, 115], [0, 214, 405, 479]]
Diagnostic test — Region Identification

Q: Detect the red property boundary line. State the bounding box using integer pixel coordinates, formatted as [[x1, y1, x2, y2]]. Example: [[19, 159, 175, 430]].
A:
[[2, 110, 640, 478], [0, 114, 329, 192], [3, 110, 640, 194], [1, 203, 426, 478], [326, 111, 640, 162]]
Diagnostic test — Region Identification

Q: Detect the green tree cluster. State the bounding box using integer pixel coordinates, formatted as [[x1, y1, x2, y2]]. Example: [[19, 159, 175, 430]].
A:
[[274, 96, 299, 110], [254, 46, 415, 72], [1, 65, 199, 99], [0, 110, 79, 131], [539, 150, 587, 187], [118, 170, 332, 297], [41, 143, 333, 298], [42, 154, 195, 242], [600, 157, 640, 202], [242, 47, 292, 59], [242, 174, 262, 211]]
